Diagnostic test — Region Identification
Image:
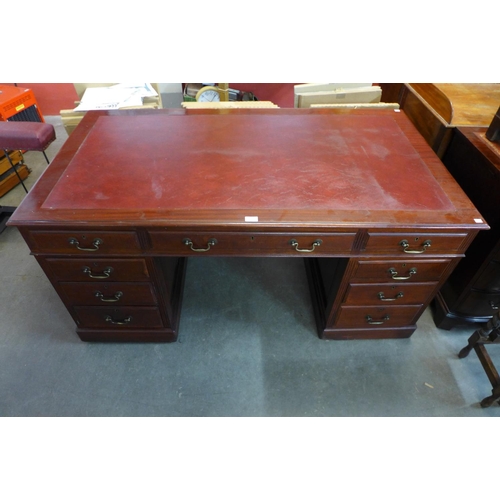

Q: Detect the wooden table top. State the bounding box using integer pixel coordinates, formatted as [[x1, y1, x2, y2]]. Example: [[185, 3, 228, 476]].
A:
[[410, 83, 500, 127], [436, 84, 500, 126], [9, 108, 487, 231]]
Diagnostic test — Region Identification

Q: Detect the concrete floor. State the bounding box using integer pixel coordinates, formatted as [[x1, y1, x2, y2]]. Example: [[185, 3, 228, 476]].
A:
[[1, 116, 499, 417]]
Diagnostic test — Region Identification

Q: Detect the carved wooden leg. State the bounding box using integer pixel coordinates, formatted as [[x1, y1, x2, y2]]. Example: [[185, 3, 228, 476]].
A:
[[458, 330, 482, 358], [480, 381, 500, 407], [459, 313, 500, 358], [480, 391, 500, 407], [458, 312, 500, 407]]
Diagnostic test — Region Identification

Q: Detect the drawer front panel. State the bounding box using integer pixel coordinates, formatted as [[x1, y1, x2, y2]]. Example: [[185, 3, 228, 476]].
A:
[[365, 232, 467, 255], [45, 258, 151, 282], [28, 230, 142, 255], [458, 290, 500, 316], [335, 305, 421, 328], [473, 260, 500, 292], [59, 282, 157, 306], [148, 231, 356, 256], [352, 259, 451, 283], [343, 282, 437, 306], [74, 306, 163, 329]]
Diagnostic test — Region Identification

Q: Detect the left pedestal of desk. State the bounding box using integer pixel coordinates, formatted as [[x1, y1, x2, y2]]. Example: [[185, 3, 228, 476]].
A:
[[18, 228, 186, 342]]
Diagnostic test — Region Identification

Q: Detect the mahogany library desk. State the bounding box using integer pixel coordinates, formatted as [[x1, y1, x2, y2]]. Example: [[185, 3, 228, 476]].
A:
[[7, 108, 488, 342]]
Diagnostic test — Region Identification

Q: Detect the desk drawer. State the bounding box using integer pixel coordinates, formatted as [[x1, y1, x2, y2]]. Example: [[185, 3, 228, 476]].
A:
[[148, 231, 356, 256], [352, 259, 451, 282], [335, 305, 421, 328], [74, 306, 163, 329], [364, 232, 467, 255], [27, 230, 142, 255], [44, 258, 151, 282], [59, 282, 157, 306], [343, 282, 437, 306]]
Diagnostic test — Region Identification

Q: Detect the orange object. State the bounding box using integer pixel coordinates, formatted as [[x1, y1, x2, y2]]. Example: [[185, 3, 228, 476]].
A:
[[0, 85, 45, 122]]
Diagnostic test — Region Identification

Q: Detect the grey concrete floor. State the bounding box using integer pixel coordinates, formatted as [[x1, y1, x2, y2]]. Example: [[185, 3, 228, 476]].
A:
[[1, 116, 499, 417]]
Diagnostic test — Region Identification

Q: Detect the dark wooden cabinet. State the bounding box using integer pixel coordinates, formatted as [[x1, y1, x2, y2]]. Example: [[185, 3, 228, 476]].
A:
[[433, 127, 500, 329]]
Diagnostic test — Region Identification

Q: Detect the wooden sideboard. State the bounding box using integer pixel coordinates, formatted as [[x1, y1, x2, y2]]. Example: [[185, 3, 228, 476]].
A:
[[380, 83, 500, 158], [7, 108, 487, 342], [433, 127, 500, 329]]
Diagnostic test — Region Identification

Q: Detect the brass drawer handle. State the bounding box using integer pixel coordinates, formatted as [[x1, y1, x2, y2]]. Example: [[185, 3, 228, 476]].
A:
[[105, 315, 131, 325], [399, 239, 431, 254], [83, 266, 113, 279], [69, 237, 103, 252], [388, 267, 417, 280], [378, 291, 404, 301], [290, 239, 322, 253], [183, 238, 217, 252], [366, 314, 390, 325], [95, 291, 123, 302]]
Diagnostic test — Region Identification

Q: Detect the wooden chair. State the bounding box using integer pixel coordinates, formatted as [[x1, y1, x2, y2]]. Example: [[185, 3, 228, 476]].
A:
[[459, 310, 500, 407]]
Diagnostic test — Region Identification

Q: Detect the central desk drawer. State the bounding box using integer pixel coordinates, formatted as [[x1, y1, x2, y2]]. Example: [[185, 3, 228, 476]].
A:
[[351, 259, 451, 282], [74, 306, 163, 329], [44, 258, 151, 282], [59, 282, 157, 306], [148, 231, 356, 256], [364, 232, 468, 255], [27, 230, 142, 255]]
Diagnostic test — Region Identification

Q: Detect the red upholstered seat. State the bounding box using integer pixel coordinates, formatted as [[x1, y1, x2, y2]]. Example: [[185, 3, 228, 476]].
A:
[[0, 121, 56, 151]]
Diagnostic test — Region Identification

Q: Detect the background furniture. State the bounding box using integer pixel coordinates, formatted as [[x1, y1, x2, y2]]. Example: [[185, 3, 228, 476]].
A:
[[294, 84, 381, 108], [379, 83, 500, 158], [0, 120, 55, 190], [432, 127, 500, 329], [7, 108, 486, 343], [0, 149, 28, 198], [0, 85, 46, 195], [0, 84, 45, 122], [0, 121, 56, 232], [60, 83, 162, 136], [459, 310, 500, 407], [486, 106, 500, 143], [181, 101, 279, 109]]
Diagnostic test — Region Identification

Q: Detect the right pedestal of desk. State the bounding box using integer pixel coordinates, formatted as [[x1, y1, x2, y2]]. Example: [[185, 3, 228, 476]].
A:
[[433, 128, 500, 329]]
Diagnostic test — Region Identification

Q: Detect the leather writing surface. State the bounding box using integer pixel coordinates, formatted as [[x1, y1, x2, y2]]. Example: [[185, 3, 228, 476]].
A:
[[42, 114, 453, 212]]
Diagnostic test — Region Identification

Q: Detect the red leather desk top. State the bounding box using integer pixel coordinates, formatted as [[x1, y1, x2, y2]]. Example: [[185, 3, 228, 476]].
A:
[[8, 109, 486, 230], [42, 113, 453, 212]]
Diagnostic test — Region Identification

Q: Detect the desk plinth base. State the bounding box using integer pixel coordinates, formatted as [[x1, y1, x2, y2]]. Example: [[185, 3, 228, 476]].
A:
[[76, 328, 178, 343], [320, 326, 415, 340]]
